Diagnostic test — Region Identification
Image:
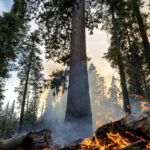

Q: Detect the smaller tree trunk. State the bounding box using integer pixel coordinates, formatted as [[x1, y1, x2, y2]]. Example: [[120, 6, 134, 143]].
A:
[[110, 4, 131, 115], [133, 0, 150, 71], [18, 50, 33, 133]]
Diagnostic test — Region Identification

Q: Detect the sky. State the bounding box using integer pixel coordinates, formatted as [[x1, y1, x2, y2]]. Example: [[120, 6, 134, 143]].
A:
[[0, 0, 13, 15], [1, 0, 148, 106]]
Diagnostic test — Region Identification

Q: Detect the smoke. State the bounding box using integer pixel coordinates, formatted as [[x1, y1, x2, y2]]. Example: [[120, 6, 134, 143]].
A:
[[41, 89, 93, 144], [41, 63, 150, 145]]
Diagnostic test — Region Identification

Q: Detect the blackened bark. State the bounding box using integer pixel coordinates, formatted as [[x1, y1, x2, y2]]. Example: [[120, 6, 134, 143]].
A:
[[110, 5, 131, 115], [18, 51, 33, 133], [133, 1, 150, 71], [65, 0, 92, 137]]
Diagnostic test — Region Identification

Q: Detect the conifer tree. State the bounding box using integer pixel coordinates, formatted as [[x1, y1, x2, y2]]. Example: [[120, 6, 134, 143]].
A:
[[102, 0, 131, 115], [129, 0, 150, 71], [16, 31, 43, 133], [0, 0, 27, 100]]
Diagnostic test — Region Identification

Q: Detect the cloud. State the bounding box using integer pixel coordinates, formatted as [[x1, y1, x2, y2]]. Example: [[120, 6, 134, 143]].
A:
[[0, 1, 6, 15], [0, 0, 13, 15]]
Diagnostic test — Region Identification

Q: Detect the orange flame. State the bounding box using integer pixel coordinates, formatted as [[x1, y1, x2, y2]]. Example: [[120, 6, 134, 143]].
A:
[[125, 112, 130, 117], [28, 132, 34, 136], [80, 133, 113, 150], [141, 101, 150, 111], [127, 104, 130, 110], [106, 132, 131, 149], [80, 132, 136, 150], [146, 143, 150, 148], [131, 94, 144, 99]]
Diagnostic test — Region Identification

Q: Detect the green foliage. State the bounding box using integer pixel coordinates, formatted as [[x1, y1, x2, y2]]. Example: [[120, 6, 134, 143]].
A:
[[0, 12, 23, 78], [15, 31, 44, 131], [0, 0, 27, 102], [0, 80, 5, 101], [37, 0, 72, 64], [91, 0, 150, 98], [47, 69, 69, 96], [26, 0, 98, 65], [0, 101, 18, 138], [104, 46, 121, 68], [108, 76, 121, 105]]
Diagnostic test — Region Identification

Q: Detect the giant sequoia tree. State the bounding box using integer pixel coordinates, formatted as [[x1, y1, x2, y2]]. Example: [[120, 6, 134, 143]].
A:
[[27, 0, 93, 137], [65, 0, 92, 136]]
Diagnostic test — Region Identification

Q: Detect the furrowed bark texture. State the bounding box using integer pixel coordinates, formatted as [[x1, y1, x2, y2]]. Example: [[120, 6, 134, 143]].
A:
[[65, 0, 92, 137]]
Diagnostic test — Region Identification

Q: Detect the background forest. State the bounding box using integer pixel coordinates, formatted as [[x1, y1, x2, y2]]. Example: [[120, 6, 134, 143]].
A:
[[0, 0, 150, 143]]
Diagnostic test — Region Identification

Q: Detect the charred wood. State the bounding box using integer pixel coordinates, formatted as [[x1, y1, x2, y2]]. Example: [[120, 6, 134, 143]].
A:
[[0, 129, 52, 150]]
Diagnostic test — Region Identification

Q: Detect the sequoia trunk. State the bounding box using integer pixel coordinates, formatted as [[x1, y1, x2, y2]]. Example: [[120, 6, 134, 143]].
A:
[[65, 0, 92, 137]]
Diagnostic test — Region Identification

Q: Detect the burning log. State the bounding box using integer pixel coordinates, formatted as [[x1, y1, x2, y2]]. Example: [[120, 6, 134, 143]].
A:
[[118, 140, 148, 150], [59, 111, 150, 150], [0, 129, 52, 150]]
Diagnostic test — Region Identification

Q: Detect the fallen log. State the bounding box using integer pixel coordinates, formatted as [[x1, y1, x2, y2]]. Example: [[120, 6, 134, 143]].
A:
[[0, 129, 52, 150], [118, 140, 148, 150], [59, 111, 150, 150]]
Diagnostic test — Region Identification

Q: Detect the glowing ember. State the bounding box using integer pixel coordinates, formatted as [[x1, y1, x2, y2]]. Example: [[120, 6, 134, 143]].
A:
[[42, 142, 56, 150], [96, 120, 105, 127], [28, 132, 34, 136], [127, 104, 130, 109], [105, 112, 114, 119], [125, 112, 130, 117], [146, 143, 150, 148], [131, 94, 144, 99], [108, 117, 121, 122], [141, 101, 150, 111], [96, 111, 101, 117]]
